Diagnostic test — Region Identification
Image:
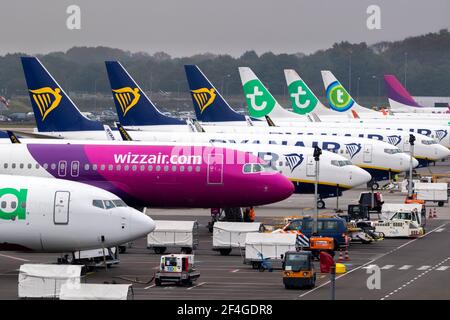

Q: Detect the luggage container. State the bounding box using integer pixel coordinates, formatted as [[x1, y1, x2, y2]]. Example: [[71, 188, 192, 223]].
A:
[[18, 264, 82, 299], [414, 182, 448, 207], [213, 222, 263, 255], [147, 220, 199, 254], [244, 233, 296, 270]]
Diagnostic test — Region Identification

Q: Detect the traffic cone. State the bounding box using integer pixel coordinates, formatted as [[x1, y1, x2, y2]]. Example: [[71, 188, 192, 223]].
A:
[[338, 249, 344, 262], [433, 208, 437, 218], [428, 209, 433, 219], [344, 247, 350, 261]]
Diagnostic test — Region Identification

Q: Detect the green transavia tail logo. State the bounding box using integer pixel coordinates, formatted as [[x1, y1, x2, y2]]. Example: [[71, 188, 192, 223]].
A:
[[0, 188, 28, 221], [326, 81, 354, 112], [288, 80, 318, 115], [243, 80, 276, 117]]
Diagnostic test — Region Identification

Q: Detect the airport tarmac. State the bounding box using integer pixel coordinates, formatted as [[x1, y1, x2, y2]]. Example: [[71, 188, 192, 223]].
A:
[[0, 164, 449, 300]]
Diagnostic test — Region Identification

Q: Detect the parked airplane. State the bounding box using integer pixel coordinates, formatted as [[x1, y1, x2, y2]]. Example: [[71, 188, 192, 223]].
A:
[[0, 175, 155, 252], [384, 75, 450, 114], [0, 141, 294, 208], [320, 71, 449, 124]]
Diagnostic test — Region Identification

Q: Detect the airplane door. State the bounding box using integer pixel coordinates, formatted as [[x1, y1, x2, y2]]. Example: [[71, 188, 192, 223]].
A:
[[207, 154, 223, 184], [54, 191, 70, 225], [306, 155, 316, 177], [70, 161, 80, 177], [58, 160, 67, 177], [403, 141, 411, 153], [363, 144, 373, 163]]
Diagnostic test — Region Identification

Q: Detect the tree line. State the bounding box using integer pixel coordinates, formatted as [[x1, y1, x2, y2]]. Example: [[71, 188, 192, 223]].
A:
[[1, 29, 449, 100]]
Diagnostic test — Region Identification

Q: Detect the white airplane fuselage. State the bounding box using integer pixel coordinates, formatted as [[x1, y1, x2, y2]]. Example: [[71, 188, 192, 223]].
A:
[[0, 175, 155, 252]]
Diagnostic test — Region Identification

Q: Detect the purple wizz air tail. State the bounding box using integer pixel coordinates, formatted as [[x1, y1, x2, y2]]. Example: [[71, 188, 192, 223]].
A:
[[0, 142, 294, 208], [384, 75, 450, 114]]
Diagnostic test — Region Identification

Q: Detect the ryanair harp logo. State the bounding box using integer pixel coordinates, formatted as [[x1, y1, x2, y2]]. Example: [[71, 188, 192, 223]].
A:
[[29, 87, 62, 121], [191, 88, 216, 113], [435, 129, 448, 142], [387, 135, 402, 146], [284, 153, 304, 173], [112, 87, 141, 116], [345, 143, 362, 159]]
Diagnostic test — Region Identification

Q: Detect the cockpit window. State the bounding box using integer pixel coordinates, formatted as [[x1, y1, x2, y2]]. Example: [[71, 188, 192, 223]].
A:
[[384, 148, 402, 154], [112, 199, 127, 207], [243, 163, 267, 173], [103, 200, 115, 209], [331, 160, 353, 167], [422, 139, 437, 145], [92, 200, 104, 209], [252, 164, 263, 172]]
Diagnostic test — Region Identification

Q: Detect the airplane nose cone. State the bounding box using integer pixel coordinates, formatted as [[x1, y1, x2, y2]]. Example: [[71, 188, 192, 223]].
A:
[[352, 167, 372, 186], [129, 210, 155, 240], [263, 174, 295, 203], [413, 157, 419, 168], [439, 145, 450, 159]]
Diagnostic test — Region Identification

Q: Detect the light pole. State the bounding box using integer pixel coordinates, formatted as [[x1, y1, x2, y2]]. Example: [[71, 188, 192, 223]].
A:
[[408, 134, 416, 198], [313, 146, 322, 235]]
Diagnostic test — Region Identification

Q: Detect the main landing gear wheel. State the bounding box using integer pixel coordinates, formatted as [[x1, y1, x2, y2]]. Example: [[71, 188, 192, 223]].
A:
[[317, 200, 326, 209]]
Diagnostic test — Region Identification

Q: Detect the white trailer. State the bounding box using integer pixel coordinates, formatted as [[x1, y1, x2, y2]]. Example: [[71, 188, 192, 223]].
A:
[[415, 182, 448, 206], [147, 220, 199, 254], [18, 264, 82, 299], [213, 222, 263, 256], [244, 233, 297, 269]]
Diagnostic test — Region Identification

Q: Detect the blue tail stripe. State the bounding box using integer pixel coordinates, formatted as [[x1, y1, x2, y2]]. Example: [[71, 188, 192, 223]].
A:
[[184, 65, 246, 122], [105, 61, 184, 126], [21, 57, 104, 132]]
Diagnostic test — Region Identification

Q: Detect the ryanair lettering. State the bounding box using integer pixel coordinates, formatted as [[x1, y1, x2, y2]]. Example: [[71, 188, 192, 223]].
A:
[[29, 87, 62, 121], [209, 138, 341, 152], [284, 153, 304, 172], [191, 88, 216, 113], [112, 87, 141, 116]]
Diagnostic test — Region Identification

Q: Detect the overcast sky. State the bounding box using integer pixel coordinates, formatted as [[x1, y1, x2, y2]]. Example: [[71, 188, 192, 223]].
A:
[[0, 0, 448, 57]]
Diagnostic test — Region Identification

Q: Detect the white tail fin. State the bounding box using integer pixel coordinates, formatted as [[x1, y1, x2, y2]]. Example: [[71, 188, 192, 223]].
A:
[[238, 67, 306, 120], [321, 70, 378, 115], [284, 69, 335, 115]]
